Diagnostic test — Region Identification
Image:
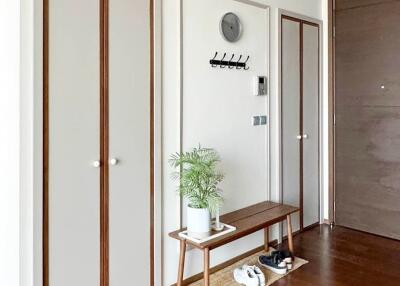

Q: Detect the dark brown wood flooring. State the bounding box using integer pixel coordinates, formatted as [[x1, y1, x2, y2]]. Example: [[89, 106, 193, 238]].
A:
[[274, 225, 400, 286]]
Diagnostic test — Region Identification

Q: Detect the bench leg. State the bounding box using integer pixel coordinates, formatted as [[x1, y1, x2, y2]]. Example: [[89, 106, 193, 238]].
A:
[[203, 247, 210, 286], [177, 240, 186, 286], [287, 214, 294, 254], [264, 227, 269, 252]]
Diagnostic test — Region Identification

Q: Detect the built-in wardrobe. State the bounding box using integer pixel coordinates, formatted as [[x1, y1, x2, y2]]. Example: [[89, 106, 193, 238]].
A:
[[43, 0, 153, 285], [280, 14, 320, 233]]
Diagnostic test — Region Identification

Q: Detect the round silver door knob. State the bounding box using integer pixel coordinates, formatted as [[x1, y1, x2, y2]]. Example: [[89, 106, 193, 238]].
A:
[[92, 160, 101, 168], [109, 158, 119, 165], [303, 134, 309, 139], [296, 135, 302, 140]]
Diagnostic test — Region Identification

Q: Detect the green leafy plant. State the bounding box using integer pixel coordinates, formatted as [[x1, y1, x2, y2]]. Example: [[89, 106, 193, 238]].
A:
[[169, 145, 224, 214]]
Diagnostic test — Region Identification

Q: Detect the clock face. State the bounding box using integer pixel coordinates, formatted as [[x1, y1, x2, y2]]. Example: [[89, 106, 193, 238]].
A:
[[220, 13, 242, 43]]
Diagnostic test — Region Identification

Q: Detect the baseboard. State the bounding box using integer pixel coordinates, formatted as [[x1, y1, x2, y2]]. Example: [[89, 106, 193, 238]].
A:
[[338, 225, 400, 242], [303, 222, 320, 231]]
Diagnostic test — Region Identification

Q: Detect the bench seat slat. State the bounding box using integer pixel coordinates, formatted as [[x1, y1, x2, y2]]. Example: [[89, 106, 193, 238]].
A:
[[219, 201, 281, 224], [169, 201, 300, 250]]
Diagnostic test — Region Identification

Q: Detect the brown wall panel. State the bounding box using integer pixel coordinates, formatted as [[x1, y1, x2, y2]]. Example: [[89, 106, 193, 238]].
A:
[[336, 0, 398, 11], [335, 1, 400, 239], [336, 2, 400, 107], [336, 107, 400, 238]]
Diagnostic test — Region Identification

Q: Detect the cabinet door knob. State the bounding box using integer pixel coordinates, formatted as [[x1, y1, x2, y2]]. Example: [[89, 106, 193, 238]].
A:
[[92, 160, 101, 168], [296, 135, 302, 140], [109, 158, 119, 165], [303, 134, 309, 139]]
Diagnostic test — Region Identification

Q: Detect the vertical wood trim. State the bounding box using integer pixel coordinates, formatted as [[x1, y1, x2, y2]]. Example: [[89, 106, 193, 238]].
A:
[[43, 0, 49, 285], [328, 0, 335, 224], [100, 0, 109, 285], [318, 24, 321, 223], [150, 0, 155, 284], [279, 14, 284, 241], [299, 21, 304, 230], [178, 0, 183, 229]]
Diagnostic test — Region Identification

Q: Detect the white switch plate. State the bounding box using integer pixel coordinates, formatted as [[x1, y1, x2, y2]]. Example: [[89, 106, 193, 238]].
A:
[[252, 115, 267, 126], [252, 116, 261, 126], [260, 115, 267, 125]]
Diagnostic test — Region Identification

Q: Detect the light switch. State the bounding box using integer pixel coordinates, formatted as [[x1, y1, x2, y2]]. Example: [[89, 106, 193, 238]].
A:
[[252, 115, 267, 126], [260, 115, 267, 125], [252, 116, 260, 126]]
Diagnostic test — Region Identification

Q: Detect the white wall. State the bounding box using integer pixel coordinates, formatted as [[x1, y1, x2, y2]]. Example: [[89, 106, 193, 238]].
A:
[[0, 0, 20, 285], [20, 0, 43, 285], [162, 0, 324, 285], [321, 0, 330, 221]]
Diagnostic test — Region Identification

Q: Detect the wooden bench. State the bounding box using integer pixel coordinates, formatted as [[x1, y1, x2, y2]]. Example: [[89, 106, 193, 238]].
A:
[[169, 201, 299, 286]]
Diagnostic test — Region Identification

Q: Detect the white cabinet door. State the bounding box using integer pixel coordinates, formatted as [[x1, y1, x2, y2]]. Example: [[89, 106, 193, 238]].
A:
[[49, 0, 100, 285], [302, 24, 320, 228], [281, 18, 301, 233], [281, 17, 320, 232], [108, 0, 151, 285]]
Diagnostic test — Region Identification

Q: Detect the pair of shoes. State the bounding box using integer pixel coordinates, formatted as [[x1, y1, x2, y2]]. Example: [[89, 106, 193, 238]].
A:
[[258, 250, 293, 275], [271, 250, 293, 270], [233, 264, 266, 286]]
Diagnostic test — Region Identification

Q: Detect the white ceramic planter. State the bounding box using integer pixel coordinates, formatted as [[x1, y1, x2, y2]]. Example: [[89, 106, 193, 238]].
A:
[[187, 206, 211, 239]]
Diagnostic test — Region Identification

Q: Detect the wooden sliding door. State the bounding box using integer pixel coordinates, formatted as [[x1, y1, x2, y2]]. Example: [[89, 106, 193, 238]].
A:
[[335, 0, 400, 239]]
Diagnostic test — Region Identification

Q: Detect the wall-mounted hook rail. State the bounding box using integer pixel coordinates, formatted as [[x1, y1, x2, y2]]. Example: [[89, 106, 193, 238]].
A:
[[228, 54, 235, 69], [209, 52, 250, 70], [211, 52, 218, 67]]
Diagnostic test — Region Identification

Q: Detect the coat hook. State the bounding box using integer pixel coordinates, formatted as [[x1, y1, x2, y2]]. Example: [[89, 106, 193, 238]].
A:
[[228, 54, 235, 69], [243, 56, 250, 70], [211, 52, 218, 67], [236, 55, 243, 69], [220, 53, 227, 68]]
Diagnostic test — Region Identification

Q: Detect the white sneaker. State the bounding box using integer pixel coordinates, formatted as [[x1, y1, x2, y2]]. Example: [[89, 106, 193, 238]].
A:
[[249, 265, 266, 286], [233, 265, 259, 286]]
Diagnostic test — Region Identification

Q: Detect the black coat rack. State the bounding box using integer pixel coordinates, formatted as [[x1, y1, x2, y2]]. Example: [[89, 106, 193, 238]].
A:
[[209, 52, 250, 70]]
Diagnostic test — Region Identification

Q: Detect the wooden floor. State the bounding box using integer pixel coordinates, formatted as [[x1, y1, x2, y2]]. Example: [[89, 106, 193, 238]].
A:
[[274, 225, 400, 285]]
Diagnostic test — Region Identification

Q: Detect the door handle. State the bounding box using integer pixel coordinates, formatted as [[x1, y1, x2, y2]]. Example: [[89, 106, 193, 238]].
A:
[[303, 134, 309, 139], [92, 160, 101, 168], [109, 158, 119, 166], [296, 135, 302, 140]]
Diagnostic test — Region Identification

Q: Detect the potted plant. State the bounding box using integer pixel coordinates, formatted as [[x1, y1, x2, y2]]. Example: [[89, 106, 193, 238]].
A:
[[170, 145, 224, 239]]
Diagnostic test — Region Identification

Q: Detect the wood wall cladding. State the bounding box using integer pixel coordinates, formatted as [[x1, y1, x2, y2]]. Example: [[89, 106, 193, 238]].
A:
[[335, 0, 398, 11], [335, 1, 400, 239]]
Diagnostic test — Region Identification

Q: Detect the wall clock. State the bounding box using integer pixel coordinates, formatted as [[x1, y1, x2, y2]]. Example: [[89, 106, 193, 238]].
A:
[[220, 12, 242, 43]]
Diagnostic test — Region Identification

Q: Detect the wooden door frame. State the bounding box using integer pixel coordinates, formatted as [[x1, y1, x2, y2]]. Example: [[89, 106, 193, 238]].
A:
[[42, 0, 160, 285], [278, 10, 323, 235], [327, 0, 335, 225]]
